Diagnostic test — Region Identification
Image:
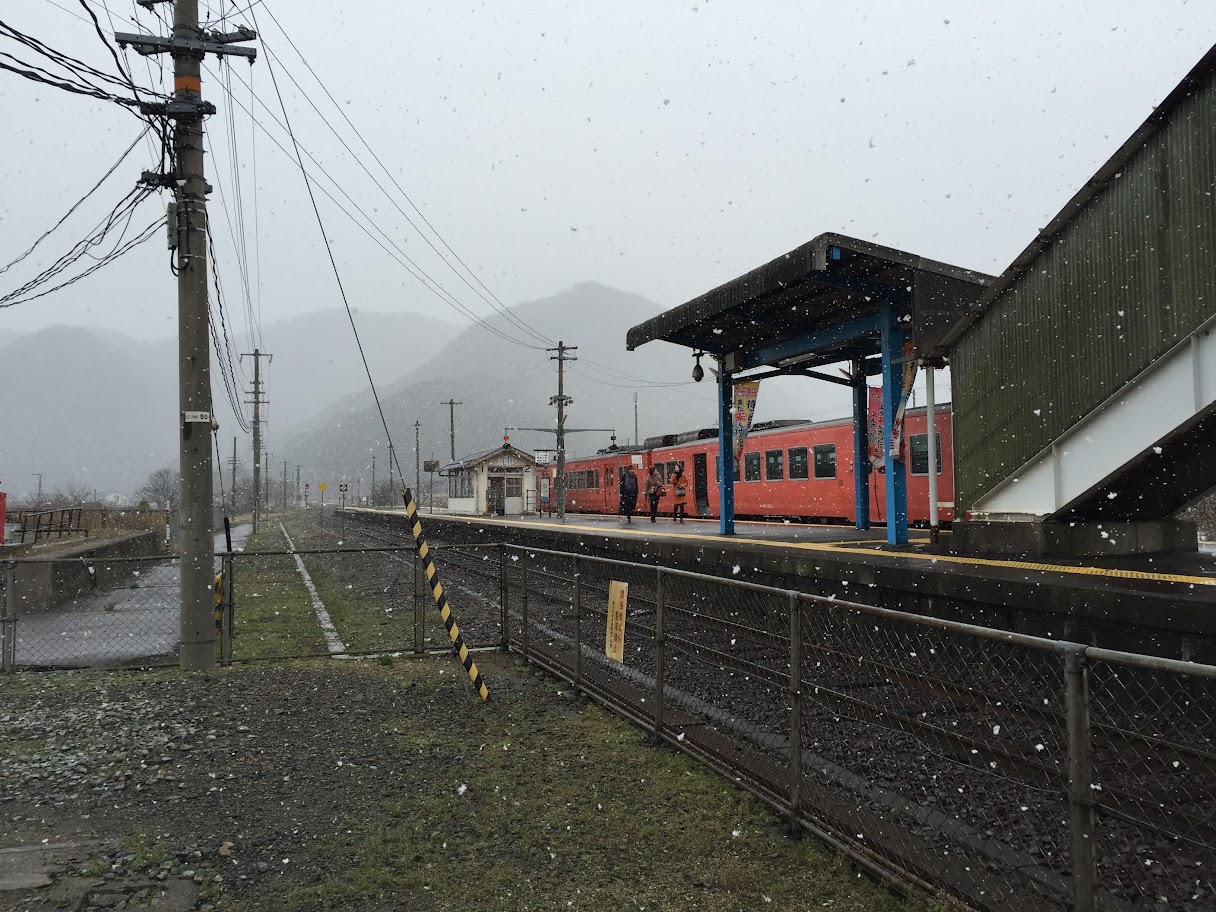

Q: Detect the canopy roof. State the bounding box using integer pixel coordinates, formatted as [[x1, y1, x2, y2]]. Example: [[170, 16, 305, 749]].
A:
[[626, 232, 993, 370]]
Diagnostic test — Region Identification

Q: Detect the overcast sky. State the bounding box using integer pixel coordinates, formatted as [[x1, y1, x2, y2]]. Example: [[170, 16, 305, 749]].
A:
[[2, 1, 1214, 356]]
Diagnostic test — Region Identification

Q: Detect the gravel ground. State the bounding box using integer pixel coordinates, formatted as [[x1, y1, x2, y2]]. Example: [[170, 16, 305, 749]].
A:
[[0, 655, 920, 912]]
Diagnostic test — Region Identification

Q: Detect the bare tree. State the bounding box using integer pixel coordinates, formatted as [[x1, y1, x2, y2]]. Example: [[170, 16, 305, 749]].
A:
[[136, 467, 180, 509]]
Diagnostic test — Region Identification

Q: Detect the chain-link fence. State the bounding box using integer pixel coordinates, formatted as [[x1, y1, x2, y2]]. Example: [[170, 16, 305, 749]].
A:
[[6, 532, 1214, 911], [496, 544, 1216, 912], [2, 555, 181, 669]]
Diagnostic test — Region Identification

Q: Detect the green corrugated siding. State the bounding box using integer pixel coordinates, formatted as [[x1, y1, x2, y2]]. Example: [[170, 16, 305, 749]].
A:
[[953, 72, 1216, 513]]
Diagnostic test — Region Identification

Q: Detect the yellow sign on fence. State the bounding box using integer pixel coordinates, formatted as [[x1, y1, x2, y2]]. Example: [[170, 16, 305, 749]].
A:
[[605, 580, 628, 662]]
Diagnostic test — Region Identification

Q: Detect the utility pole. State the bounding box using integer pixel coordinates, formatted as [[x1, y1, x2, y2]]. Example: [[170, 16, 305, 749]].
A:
[[547, 341, 577, 522], [282, 461, 287, 511], [388, 443, 395, 500], [634, 392, 639, 446], [415, 421, 421, 501], [228, 437, 239, 515], [439, 400, 463, 462], [295, 465, 301, 509], [241, 349, 271, 532], [263, 447, 270, 513], [115, 8, 256, 671]]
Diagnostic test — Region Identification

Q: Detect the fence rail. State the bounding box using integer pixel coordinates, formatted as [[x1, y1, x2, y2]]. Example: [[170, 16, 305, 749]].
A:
[[3, 534, 1213, 910]]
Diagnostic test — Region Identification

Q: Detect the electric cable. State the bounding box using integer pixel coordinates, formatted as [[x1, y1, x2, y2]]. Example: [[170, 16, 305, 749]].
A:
[[255, 20, 408, 483], [0, 125, 149, 275]]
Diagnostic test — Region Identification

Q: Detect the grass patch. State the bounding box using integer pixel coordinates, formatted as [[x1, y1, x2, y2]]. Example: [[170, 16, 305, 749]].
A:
[[259, 653, 931, 912], [231, 524, 328, 660]]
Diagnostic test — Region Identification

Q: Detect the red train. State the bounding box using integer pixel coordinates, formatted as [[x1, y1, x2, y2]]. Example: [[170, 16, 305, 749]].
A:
[[544, 404, 954, 525]]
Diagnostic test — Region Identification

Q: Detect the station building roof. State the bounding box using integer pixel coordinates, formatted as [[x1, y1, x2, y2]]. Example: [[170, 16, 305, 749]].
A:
[[625, 232, 993, 371], [441, 442, 536, 474]]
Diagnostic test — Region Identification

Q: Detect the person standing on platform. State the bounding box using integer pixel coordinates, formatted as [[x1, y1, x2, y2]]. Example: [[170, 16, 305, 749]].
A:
[[619, 465, 639, 524], [644, 466, 663, 523], [670, 466, 689, 523]]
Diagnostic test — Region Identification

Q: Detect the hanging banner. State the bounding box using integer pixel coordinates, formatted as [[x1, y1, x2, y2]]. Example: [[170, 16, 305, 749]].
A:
[[731, 380, 761, 463], [890, 341, 919, 460], [605, 580, 628, 663], [867, 386, 885, 468]]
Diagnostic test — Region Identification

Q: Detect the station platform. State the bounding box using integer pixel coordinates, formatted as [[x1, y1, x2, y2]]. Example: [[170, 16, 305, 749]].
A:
[[350, 507, 1216, 661]]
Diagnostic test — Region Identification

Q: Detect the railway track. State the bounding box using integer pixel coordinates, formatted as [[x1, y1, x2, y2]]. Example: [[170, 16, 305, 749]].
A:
[[337, 512, 1216, 911]]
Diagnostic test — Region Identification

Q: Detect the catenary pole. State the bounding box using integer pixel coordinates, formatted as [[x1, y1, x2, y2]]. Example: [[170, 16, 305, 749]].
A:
[[415, 421, 421, 505], [440, 400, 462, 462], [547, 341, 577, 522], [925, 361, 940, 545]]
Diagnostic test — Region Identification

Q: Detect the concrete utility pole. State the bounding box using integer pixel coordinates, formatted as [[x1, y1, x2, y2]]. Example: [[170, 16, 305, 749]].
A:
[[228, 437, 239, 515], [282, 461, 288, 511], [370, 454, 376, 506], [388, 443, 395, 500], [295, 465, 301, 509], [439, 400, 463, 462], [115, 3, 257, 670], [547, 341, 578, 522], [633, 392, 639, 446], [415, 421, 421, 501], [241, 349, 271, 531]]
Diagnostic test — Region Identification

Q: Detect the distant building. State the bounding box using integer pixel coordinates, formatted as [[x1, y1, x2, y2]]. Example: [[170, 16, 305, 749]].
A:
[[443, 443, 538, 515]]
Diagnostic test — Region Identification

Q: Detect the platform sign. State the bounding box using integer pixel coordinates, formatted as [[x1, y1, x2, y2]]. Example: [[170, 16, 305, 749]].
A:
[[605, 580, 628, 663]]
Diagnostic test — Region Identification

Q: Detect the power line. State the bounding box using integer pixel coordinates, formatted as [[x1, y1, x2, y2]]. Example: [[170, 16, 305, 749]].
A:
[[0, 124, 149, 275], [252, 6, 406, 484], [206, 58, 547, 351], [255, 17, 553, 347]]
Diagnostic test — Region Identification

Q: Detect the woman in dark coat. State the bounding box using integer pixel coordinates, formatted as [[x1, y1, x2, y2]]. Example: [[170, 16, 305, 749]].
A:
[[619, 466, 639, 524]]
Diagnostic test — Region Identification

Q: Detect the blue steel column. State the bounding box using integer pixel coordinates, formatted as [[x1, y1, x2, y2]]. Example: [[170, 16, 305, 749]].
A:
[[879, 301, 908, 545], [852, 360, 870, 530], [717, 361, 735, 535]]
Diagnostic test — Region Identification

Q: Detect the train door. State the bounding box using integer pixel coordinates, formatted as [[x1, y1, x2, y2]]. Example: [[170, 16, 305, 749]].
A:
[[693, 453, 710, 517]]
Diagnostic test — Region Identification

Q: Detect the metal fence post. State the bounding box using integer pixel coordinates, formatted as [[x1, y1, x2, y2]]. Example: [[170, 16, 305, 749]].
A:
[[499, 544, 509, 650], [521, 549, 530, 662], [221, 553, 234, 665], [413, 550, 425, 654], [2, 561, 15, 673], [1065, 648, 1097, 912], [788, 591, 803, 834], [572, 555, 582, 692], [654, 566, 665, 739]]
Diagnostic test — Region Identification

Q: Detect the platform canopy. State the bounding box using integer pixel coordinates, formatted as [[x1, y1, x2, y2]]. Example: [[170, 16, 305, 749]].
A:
[[626, 232, 993, 543], [627, 233, 992, 369]]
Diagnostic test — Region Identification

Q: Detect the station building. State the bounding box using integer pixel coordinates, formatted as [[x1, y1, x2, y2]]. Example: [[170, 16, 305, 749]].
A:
[[442, 442, 539, 516]]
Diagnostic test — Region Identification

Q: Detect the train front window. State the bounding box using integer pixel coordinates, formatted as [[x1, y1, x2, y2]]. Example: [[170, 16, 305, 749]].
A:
[[813, 444, 836, 479], [744, 452, 761, 482], [765, 449, 784, 481], [910, 433, 943, 475], [788, 447, 808, 480]]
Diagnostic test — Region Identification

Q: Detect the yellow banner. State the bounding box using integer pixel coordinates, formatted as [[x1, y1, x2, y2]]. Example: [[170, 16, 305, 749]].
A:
[[605, 580, 628, 662], [732, 380, 761, 463]]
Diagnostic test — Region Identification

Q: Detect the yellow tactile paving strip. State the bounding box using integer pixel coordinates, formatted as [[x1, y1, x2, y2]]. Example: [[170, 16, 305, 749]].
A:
[[360, 510, 1216, 589]]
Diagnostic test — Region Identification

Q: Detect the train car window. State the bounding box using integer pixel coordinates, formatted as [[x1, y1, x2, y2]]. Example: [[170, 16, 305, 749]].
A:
[[813, 444, 836, 479], [765, 449, 784, 481], [605, 465, 616, 486], [909, 433, 944, 475], [788, 447, 809, 480], [588, 469, 598, 488], [744, 452, 761, 482], [654, 464, 666, 483], [715, 455, 742, 483], [665, 460, 684, 479]]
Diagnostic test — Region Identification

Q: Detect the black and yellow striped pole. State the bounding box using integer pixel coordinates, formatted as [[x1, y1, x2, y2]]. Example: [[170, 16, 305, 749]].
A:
[[403, 487, 489, 701]]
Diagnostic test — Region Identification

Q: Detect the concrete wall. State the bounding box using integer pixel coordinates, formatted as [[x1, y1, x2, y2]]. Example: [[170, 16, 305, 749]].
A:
[[2, 532, 165, 615]]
